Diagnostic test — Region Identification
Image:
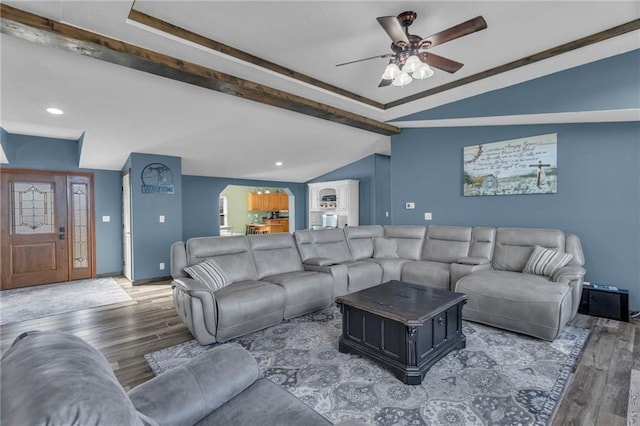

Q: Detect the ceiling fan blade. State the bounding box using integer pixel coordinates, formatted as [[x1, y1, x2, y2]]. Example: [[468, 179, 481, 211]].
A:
[[376, 16, 410, 46], [378, 79, 392, 88], [419, 52, 464, 73], [336, 53, 393, 67], [420, 16, 487, 48]]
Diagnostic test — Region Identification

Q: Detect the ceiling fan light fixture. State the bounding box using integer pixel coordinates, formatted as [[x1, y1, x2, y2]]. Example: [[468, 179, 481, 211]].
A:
[[381, 63, 401, 80], [392, 71, 412, 87], [403, 55, 423, 74], [413, 63, 434, 80]]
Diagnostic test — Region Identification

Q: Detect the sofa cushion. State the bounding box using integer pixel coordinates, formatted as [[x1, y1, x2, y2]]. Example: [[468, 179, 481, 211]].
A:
[[422, 226, 472, 263], [186, 236, 258, 283], [199, 378, 330, 426], [373, 237, 399, 259], [263, 271, 334, 319], [215, 280, 285, 341], [456, 270, 573, 341], [383, 225, 426, 260], [1, 331, 147, 426], [522, 245, 573, 278], [248, 233, 304, 279], [468, 227, 496, 260], [492, 228, 565, 272], [184, 258, 228, 291], [364, 257, 410, 282], [400, 260, 450, 291], [344, 225, 383, 260], [294, 229, 353, 264], [342, 260, 383, 292]]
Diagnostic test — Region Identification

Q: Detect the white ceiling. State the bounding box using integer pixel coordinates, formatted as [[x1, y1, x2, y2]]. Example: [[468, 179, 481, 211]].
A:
[[1, 1, 638, 182]]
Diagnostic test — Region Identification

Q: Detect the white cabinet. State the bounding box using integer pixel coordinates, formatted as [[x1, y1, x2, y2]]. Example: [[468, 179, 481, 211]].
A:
[[308, 179, 359, 229]]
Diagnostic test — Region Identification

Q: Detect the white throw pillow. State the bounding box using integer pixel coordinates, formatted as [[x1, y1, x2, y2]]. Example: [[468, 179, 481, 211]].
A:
[[373, 237, 399, 259], [522, 245, 573, 278], [184, 258, 228, 291]]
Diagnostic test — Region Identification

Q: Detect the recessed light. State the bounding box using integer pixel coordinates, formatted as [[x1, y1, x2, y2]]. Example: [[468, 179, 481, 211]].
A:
[[46, 107, 64, 115], [275, 161, 283, 166]]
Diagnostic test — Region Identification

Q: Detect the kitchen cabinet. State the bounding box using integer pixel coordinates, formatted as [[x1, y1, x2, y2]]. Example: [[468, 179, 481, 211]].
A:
[[307, 180, 358, 229], [248, 192, 289, 211]]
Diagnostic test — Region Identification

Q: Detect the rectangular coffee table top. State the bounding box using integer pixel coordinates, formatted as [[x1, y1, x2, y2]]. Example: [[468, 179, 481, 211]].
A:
[[335, 280, 467, 326]]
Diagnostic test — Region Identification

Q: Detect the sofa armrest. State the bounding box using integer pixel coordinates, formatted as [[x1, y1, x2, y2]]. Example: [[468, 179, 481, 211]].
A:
[[172, 278, 218, 344], [304, 263, 348, 297], [450, 262, 491, 291], [129, 343, 259, 426], [552, 266, 586, 319], [551, 266, 586, 283], [456, 256, 490, 266], [304, 257, 336, 266]]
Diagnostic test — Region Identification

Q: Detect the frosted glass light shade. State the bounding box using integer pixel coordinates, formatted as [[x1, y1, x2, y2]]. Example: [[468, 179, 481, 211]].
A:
[[413, 63, 434, 80], [392, 72, 412, 87], [403, 55, 423, 73], [381, 63, 401, 80]]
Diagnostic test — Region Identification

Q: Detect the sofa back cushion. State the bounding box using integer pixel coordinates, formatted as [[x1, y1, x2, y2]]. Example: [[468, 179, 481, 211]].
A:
[[186, 236, 258, 283], [294, 229, 353, 263], [422, 226, 472, 263], [383, 226, 426, 260], [171, 241, 188, 279], [344, 225, 384, 260], [492, 228, 565, 272], [248, 233, 304, 279], [468, 227, 496, 260]]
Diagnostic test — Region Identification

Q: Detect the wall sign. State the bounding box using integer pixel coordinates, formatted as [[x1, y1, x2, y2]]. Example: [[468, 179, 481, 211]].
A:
[[463, 133, 557, 196], [141, 163, 174, 194]]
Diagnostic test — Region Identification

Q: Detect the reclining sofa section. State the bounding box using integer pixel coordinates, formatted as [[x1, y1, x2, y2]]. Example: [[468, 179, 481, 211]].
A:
[[171, 225, 585, 344]]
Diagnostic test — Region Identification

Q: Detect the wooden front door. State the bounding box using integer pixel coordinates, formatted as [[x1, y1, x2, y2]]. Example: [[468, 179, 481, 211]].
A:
[[1, 169, 95, 290]]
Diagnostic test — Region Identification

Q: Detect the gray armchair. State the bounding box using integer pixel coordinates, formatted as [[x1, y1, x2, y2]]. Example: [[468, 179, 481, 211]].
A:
[[0, 330, 332, 426]]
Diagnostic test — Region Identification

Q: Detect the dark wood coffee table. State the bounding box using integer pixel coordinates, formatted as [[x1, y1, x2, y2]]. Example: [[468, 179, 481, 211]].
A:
[[335, 280, 467, 385]]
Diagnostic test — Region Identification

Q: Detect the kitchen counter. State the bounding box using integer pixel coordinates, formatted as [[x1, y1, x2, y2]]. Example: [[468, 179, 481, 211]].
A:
[[246, 219, 289, 234]]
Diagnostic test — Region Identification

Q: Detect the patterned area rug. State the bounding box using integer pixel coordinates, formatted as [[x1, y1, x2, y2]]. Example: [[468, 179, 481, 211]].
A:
[[145, 307, 589, 425], [0, 278, 132, 325]]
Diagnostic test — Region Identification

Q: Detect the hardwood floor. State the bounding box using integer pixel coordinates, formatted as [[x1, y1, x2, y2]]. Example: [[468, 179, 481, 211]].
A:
[[1, 276, 638, 424]]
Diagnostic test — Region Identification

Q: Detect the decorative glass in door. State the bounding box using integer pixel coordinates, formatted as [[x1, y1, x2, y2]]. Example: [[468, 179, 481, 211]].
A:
[[11, 182, 55, 234], [71, 183, 89, 269]]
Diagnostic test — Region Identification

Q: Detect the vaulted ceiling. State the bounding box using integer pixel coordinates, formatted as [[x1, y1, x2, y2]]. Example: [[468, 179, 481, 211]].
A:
[[1, 1, 638, 181]]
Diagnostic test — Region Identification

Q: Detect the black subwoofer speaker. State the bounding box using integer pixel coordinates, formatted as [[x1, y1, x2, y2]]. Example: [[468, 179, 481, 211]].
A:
[[578, 284, 629, 322]]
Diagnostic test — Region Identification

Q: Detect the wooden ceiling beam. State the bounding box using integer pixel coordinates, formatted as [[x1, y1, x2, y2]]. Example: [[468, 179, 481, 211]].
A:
[[0, 4, 399, 136], [127, 8, 386, 110]]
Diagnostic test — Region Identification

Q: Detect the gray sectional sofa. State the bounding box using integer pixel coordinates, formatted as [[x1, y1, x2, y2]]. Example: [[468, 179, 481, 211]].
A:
[[172, 225, 585, 343]]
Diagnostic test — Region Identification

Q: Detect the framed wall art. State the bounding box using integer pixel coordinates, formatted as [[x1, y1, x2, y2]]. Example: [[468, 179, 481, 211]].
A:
[[463, 133, 557, 196]]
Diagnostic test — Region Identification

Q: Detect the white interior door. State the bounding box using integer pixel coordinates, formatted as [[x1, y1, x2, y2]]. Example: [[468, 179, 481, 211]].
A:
[[122, 171, 133, 281]]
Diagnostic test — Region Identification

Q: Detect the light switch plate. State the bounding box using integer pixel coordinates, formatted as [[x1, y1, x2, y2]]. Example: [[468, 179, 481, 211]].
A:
[[159, 215, 165, 223], [102, 215, 110, 222], [159, 262, 165, 270], [424, 212, 432, 221]]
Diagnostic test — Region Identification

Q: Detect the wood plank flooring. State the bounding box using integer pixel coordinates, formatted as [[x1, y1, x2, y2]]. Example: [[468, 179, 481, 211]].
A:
[[1, 276, 638, 424]]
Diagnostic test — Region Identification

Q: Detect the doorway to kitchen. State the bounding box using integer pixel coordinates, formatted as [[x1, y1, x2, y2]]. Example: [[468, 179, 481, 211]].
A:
[[219, 185, 294, 235]]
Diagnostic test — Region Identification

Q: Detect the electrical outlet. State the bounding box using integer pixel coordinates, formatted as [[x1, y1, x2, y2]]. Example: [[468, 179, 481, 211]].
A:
[[159, 262, 165, 270], [385, 211, 389, 217], [424, 212, 432, 221], [405, 202, 415, 209]]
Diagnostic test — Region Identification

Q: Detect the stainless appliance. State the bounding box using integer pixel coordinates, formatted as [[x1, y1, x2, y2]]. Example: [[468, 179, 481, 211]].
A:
[[322, 214, 338, 228]]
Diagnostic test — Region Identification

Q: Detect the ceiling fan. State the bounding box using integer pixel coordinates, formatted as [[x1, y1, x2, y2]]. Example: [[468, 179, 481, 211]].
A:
[[336, 11, 487, 87]]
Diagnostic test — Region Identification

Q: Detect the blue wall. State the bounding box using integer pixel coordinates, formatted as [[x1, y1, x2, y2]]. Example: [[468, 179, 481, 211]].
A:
[[309, 154, 392, 225], [390, 122, 640, 309], [126, 153, 183, 281], [397, 49, 640, 121], [182, 175, 306, 240], [0, 133, 123, 275]]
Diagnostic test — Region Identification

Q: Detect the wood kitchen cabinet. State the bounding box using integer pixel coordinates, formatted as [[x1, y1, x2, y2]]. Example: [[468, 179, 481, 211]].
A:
[[247, 192, 289, 211]]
